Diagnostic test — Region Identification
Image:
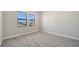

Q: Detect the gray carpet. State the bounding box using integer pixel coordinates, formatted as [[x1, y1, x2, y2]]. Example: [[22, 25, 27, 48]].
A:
[[1, 32, 79, 47]]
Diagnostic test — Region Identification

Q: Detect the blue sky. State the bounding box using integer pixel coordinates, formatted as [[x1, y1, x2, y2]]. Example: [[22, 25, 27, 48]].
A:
[[29, 14, 35, 20], [17, 11, 35, 20], [17, 11, 26, 19]]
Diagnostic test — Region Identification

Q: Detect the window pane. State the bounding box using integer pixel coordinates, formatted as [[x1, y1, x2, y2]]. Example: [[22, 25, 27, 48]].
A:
[[29, 14, 35, 21], [29, 14, 35, 26], [17, 11, 27, 27], [17, 11, 27, 19]]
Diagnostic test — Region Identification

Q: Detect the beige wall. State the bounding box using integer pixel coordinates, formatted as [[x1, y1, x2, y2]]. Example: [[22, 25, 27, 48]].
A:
[[3, 11, 79, 40], [41, 11, 79, 40], [3, 11, 41, 38], [0, 12, 2, 39], [0, 12, 2, 45]]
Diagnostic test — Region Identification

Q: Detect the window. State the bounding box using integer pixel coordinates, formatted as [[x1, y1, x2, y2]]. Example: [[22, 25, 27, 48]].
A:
[[29, 14, 35, 26], [17, 11, 27, 27]]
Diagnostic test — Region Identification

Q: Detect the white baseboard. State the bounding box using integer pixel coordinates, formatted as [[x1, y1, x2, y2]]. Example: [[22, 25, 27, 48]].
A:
[[3, 30, 40, 40], [42, 30, 79, 40]]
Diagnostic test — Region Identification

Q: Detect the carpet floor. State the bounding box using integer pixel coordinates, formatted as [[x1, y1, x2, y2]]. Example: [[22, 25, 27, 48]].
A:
[[1, 32, 79, 47]]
